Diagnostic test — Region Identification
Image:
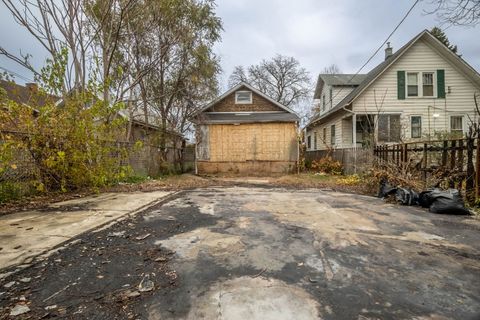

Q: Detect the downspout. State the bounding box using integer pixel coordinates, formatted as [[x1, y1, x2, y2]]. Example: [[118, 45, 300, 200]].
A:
[[342, 105, 357, 174]]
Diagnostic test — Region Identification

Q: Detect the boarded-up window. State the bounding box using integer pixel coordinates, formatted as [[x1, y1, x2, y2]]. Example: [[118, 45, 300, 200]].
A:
[[378, 114, 401, 143], [411, 116, 422, 138], [330, 125, 336, 145]]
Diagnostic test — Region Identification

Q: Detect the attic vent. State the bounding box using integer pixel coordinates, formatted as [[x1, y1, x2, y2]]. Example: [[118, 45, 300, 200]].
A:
[[235, 91, 252, 104]]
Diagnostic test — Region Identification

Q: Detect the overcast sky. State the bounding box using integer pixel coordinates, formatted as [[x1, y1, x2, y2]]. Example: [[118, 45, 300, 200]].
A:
[[1, 0, 479, 89]]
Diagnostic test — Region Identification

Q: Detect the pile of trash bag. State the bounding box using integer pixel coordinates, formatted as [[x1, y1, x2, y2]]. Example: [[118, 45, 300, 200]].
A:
[[378, 180, 471, 215]]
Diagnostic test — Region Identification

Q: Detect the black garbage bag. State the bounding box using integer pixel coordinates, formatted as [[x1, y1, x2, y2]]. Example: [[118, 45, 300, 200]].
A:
[[395, 188, 419, 206], [418, 189, 436, 208], [427, 189, 471, 215], [378, 179, 397, 198]]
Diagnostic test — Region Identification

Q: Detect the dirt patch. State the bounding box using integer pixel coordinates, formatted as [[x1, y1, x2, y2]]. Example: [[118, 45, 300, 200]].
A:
[[0, 174, 233, 216]]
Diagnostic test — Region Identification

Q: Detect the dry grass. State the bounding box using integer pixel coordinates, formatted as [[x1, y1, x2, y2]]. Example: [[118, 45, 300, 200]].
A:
[[270, 173, 372, 195], [0, 173, 374, 215]]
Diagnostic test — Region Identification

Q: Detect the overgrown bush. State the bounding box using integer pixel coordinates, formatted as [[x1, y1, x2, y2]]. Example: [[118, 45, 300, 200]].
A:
[[0, 51, 133, 196], [310, 157, 343, 175]]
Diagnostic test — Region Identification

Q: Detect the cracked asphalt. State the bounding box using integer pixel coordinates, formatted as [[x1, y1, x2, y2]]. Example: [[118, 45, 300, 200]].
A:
[[1, 186, 480, 319]]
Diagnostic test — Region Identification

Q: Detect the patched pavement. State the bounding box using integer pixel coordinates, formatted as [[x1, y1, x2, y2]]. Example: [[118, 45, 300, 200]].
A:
[[1, 186, 479, 319]]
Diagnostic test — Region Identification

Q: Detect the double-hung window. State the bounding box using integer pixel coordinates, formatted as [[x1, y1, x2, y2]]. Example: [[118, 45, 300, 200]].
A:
[[411, 116, 422, 138], [407, 73, 418, 97], [422, 72, 434, 97], [314, 132, 318, 150], [450, 116, 464, 137], [322, 94, 326, 111], [307, 136, 311, 149], [406, 72, 436, 97]]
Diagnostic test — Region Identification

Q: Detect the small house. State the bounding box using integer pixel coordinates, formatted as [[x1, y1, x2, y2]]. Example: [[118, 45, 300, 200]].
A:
[[192, 82, 300, 174]]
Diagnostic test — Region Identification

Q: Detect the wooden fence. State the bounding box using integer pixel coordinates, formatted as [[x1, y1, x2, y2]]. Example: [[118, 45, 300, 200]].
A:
[[306, 147, 374, 174], [374, 137, 479, 202]]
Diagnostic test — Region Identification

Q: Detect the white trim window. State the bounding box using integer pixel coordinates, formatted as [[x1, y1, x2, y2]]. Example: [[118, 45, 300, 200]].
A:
[[422, 72, 434, 97], [307, 135, 312, 150], [411, 116, 422, 138], [450, 115, 464, 137], [406, 71, 436, 98], [407, 72, 419, 97], [235, 91, 252, 104]]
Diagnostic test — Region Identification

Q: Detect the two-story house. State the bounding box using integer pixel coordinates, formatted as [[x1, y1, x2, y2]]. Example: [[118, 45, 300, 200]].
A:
[[306, 30, 480, 151]]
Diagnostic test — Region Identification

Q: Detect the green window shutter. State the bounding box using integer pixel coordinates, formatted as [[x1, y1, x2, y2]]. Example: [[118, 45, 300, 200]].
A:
[[437, 69, 445, 98], [397, 71, 405, 100]]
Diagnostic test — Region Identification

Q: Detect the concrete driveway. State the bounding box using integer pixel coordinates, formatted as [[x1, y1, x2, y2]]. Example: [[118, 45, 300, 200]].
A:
[[1, 186, 479, 319]]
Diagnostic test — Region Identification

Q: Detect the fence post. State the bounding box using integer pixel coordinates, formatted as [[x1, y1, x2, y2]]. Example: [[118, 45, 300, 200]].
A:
[[466, 136, 475, 204], [423, 143, 428, 187], [450, 140, 457, 188], [458, 139, 464, 172], [441, 140, 448, 167]]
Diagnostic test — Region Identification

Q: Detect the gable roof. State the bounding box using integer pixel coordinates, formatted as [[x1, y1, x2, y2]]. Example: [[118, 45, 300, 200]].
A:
[[193, 82, 300, 118], [308, 29, 480, 127], [314, 74, 367, 99]]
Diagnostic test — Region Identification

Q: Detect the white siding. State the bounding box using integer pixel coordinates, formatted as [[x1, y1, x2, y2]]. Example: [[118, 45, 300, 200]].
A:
[[352, 39, 480, 141], [316, 85, 356, 117], [331, 86, 355, 109], [308, 113, 352, 150]]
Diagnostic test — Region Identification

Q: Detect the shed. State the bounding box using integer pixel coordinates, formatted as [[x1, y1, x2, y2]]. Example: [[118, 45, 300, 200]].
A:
[[191, 82, 300, 174]]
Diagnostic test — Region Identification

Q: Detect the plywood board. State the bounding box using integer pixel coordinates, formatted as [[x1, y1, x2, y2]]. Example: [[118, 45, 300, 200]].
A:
[[208, 123, 298, 162]]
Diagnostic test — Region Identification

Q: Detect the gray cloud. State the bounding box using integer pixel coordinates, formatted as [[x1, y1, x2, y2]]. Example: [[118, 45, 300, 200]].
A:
[[215, 0, 480, 89], [1, 0, 479, 88]]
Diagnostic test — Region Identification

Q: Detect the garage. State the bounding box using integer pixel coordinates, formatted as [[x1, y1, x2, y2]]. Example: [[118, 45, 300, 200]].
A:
[[192, 82, 299, 174]]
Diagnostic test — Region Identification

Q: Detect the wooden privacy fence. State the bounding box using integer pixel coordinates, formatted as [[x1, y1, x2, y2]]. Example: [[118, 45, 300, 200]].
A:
[[374, 137, 480, 202], [306, 147, 374, 174]]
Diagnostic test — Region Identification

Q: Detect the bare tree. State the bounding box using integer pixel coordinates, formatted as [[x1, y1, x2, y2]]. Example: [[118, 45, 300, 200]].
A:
[[228, 55, 312, 108], [1, 0, 92, 94], [427, 0, 480, 26], [228, 66, 248, 87], [321, 64, 342, 74]]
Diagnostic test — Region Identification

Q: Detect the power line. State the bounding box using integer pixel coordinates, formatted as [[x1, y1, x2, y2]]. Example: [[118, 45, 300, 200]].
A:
[[0, 66, 35, 83], [312, 0, 421, 124]]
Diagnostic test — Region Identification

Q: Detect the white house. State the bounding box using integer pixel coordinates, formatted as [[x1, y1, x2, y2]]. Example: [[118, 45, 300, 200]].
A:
[[306, 30, 480, 151]]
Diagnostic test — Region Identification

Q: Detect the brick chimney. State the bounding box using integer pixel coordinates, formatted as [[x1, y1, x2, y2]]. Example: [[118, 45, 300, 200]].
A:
[[385, 42, 393, 60]]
